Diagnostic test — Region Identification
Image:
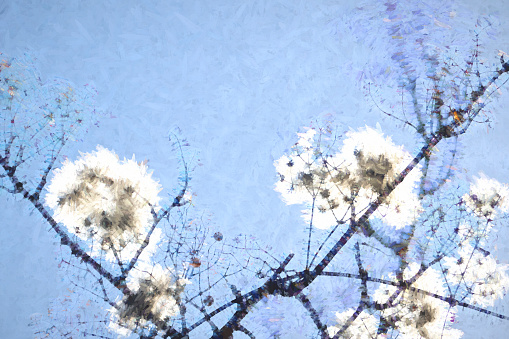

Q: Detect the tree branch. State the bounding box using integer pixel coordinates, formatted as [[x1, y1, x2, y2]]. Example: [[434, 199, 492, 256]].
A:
[[296, 292, 329, 338]]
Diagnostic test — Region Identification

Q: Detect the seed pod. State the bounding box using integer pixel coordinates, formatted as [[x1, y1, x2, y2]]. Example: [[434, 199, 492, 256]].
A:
[[213, 232, 223, 241], [190, 257, 201, 268], [203, 295, 214, 306]]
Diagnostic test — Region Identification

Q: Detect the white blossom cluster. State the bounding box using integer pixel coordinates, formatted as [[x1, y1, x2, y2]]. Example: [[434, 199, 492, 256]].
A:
[[327, 308, 378, 338], [373, 263, 463, 339], [444, 244, 509, 307], [45, 146, 162, 260], [109, 263, 190, 336], [462, 173, 509, 219], [274, 126, 422, 229]]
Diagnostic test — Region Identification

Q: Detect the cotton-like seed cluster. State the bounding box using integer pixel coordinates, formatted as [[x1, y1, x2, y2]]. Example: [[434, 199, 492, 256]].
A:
[[327, 308, 378, 338], [444, 244, 509, 307], [109, 263, 189, 335], [373, 263, 463, 339], [462, 173, 509, 219], [274, 126, 422, 229], [45, 146, 162, 260]]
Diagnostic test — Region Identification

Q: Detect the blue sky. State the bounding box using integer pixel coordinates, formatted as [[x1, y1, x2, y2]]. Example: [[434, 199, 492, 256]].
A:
[[1, 1, 509, 337]]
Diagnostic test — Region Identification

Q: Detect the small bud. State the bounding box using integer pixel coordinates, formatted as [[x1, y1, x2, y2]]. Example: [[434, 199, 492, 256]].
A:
[[203, 295, 214, 306], [190, 257, 201, 268], [213, 232, 223, 241]]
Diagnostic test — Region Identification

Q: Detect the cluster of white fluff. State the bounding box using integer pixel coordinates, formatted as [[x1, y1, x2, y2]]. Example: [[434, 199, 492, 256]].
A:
[[274, 126, 422, 229], [373, 263, 463, 339], [327, 308, 378, 338], [444, 244, 509, 307], [45, 146, 162, 261], [462, 173, 509, 219], [108, 263, 190, 336]]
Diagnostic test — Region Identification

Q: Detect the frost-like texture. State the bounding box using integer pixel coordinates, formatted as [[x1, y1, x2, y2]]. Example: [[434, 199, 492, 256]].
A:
[[327, 308, 378, 338], [444, 244, 509, 307], [453, 221, 494, 249], [0, 53, 98, 194], [274, 126, 422, 229], [45, 146, 162, 260], [374, 263, 463, 339], [462, 173, 509, 219], [109, 263, 189, 336]]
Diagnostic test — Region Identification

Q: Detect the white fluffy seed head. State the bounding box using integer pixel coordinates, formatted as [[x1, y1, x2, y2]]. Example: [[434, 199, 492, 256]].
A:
[[444, 244, 509, 307], [462, 173, 509, 219], [45, 146, 162, 259], [327, 308, 378, 338], [274, 126, 422, 229], [373, 263, 463, 339], [108, 262, 189, 335]]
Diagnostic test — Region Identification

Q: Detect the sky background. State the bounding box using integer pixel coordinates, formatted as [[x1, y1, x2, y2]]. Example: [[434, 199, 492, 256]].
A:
[[1, 0, 509, 338]]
